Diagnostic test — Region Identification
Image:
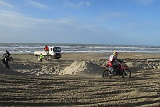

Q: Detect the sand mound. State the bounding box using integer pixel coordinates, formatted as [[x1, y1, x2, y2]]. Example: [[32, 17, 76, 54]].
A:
[[59, 61, 104, 75]]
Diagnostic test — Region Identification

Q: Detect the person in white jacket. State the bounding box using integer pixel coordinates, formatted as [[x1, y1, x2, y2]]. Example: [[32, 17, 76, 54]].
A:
[[108, 51, 120, 74]]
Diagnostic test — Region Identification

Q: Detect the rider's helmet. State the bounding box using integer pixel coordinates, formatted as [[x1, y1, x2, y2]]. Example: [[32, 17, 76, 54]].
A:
[[113, 51, 118, 56]]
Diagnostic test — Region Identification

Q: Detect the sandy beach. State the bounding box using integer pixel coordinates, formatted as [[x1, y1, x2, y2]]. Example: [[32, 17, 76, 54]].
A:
[[0, 52, 160, 107]]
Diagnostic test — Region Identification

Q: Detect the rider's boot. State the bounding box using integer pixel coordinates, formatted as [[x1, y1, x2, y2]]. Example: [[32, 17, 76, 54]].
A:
[[114, 67, 119, 74]]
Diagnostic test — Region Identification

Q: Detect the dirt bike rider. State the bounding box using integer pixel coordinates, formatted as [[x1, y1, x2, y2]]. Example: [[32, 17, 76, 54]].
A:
[[2, 53, 10, 69], [108, 51, 120, 74], [5, 50, 11, 58]]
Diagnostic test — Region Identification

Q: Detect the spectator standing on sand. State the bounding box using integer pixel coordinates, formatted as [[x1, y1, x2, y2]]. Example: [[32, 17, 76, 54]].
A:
[[44, 45, 49, 55], [39, 53, 44, 62]]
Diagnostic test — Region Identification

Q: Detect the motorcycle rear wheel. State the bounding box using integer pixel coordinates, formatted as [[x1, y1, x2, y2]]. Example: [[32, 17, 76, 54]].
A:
[[102, 69, 112, 79], [122, 69, 131, 78]]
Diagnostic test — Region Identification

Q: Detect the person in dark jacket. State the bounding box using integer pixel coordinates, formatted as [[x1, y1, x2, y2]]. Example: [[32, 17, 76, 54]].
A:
[[5, 50, 11, 57]]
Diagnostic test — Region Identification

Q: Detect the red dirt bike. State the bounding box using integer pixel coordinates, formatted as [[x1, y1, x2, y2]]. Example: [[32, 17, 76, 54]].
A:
[[102, 60, 131, 79]]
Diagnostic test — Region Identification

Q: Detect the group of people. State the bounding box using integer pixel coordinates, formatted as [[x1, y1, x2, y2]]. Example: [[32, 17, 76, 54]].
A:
[[2, 46, 120, 73], [39, 45, 49, 62], [42, 45, 121, 73], [43, 45, 121, 73], [1, 45, 48, 67]]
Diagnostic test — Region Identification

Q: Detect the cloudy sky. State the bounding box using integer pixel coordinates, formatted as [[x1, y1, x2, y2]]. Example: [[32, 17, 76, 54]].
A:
[[0, 0, 160, 46]]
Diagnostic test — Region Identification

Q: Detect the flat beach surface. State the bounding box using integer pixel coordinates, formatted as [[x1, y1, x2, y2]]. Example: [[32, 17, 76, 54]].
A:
[[0, 53, 160, 107]]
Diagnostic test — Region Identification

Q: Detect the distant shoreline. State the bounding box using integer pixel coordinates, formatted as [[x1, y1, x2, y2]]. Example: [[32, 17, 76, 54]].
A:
[[1, 51, 160, 55], [1, 43, 160, 54]]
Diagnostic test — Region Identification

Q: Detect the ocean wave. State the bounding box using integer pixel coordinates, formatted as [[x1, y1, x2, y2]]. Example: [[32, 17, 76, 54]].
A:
[[0, 43, 160, 54]]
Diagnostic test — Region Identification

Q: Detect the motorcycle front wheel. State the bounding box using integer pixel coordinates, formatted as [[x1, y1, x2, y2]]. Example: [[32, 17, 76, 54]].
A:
[[4, 63, 10, 69], [102, 69, 112, 79], [122, 69, 131, 78]]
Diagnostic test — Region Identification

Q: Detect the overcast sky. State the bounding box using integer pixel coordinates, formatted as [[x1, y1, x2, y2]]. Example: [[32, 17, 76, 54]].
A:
[[0, 0, 160, 46]]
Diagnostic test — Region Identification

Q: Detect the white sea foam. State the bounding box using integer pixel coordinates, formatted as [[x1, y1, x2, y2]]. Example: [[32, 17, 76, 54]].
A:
[[0, 43, 160, 54]]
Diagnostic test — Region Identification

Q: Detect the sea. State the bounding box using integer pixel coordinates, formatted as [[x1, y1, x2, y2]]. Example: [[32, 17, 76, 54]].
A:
[[0, 43, 160, 54]]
